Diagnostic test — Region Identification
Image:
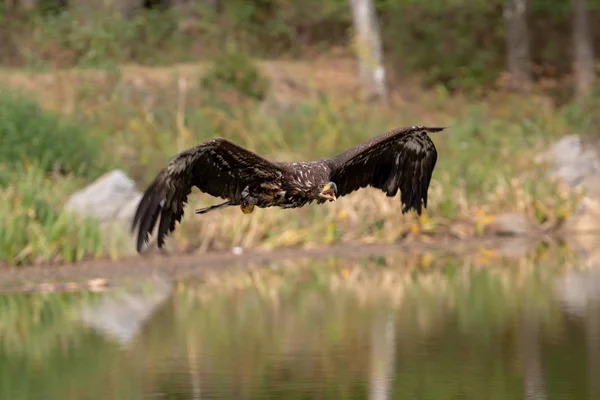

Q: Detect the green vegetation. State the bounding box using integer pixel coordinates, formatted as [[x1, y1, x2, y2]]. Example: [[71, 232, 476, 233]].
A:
[[0, 164, 104, 266], [0, 88, 110, 265], [200, 50, 270, 101], [0, 58, 589, 266], [0, 88, 108, 176], [2, 0, 600, 97], [0, 0, 598, 266]]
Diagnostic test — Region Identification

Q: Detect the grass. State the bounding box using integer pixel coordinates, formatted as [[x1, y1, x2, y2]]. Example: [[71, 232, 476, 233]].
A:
[[0, 164, 105, 266], [0, 57, 593, 267]]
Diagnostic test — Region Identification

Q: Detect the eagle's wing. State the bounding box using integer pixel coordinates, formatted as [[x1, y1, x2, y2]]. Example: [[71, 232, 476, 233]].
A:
[[327, 126, 443, 215], [132, 138, 285, 252]]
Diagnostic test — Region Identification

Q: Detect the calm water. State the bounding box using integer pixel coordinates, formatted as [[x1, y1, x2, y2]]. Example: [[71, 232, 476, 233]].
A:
[[1, 244, 599, 400]]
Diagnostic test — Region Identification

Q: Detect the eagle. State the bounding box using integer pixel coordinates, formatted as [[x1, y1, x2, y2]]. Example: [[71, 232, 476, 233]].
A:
[[131, 125, 444, 253]]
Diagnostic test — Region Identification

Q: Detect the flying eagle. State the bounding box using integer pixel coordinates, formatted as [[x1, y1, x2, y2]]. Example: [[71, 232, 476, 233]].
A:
[[132, 125, 444, 252]]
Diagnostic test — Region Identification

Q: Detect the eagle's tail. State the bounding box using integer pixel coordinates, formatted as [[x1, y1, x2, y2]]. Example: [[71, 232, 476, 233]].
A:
[[131, 168, 192, 253], [195, 200, 232, 214]]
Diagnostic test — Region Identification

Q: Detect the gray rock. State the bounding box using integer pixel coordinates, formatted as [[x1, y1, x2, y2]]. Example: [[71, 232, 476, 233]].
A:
[[65, 169, 141, 223], [539, 135, 600, 240], [484, 212, 533, 236], [537, 135, 600, 187]]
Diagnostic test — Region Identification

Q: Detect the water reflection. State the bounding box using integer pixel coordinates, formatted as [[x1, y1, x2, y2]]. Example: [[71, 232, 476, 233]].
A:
[[79, 276, 173, 346], [0, 243, 599, 400]]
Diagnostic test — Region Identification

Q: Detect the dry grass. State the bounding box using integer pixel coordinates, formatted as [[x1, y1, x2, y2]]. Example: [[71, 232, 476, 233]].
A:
[[0, 58, 589, 266]]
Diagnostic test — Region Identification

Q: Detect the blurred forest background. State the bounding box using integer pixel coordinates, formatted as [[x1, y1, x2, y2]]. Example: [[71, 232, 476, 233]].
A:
[[0, 0, 598, 266]]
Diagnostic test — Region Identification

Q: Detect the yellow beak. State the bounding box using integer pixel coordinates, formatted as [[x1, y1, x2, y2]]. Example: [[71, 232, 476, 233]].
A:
[[321, 183, 337, 201]]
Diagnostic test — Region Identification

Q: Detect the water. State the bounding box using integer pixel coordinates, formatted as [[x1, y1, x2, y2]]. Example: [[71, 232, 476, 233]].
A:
[[0, 243, 598, 400]]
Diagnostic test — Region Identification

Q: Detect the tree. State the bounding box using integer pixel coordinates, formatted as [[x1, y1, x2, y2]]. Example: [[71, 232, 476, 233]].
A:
[[504, 0, 532, 90], [573, 0, 596, 104], [348, 0, 387, 101]]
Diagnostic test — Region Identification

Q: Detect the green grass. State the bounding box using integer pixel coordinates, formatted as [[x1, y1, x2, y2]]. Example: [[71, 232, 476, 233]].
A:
[[0, 59, 592, 266], [0, 164, 104, 266]]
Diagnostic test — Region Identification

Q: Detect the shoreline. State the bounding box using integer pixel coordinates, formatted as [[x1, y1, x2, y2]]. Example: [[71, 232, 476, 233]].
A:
[[0, 234, 567, 294]]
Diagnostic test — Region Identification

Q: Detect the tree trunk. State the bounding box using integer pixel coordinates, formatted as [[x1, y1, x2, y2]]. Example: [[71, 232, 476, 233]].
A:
[[573, 0, 596, 104], [348, 0, 387, 101], [504, 0, 532, 90]]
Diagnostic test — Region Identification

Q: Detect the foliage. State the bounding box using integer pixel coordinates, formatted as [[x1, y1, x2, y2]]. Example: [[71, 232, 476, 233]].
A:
[[0, 61, 588, 266], [0, 87, 107, 177], [383, 2, 505, 92], [0, 164, 103, 266], [0, 56, 598, 263], [6, 9, 182, 68], [200, 48, 270, 101], [1, 0, 600, 95]]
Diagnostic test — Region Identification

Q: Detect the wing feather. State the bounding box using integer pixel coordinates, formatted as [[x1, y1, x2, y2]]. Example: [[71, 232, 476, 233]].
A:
[[327, 126, 443, 215], [131, 138, 285, 252]]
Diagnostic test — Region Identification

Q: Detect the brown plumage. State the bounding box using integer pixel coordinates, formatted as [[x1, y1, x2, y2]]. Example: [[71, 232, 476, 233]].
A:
[[131, 125, 444, 252]]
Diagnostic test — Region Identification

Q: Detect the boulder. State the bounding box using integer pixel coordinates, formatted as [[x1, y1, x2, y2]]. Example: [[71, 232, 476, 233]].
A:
[[538, 135, 600, 238], [536, 134, 600, 188], [64, 169, 141, 224]]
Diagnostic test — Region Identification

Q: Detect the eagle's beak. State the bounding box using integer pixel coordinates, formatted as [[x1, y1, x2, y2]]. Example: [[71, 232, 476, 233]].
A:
[[321, 183, 337, 202]]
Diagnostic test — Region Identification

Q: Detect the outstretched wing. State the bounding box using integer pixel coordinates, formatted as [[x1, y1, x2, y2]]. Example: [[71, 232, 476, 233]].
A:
[[131, 138, 285, 252], [327, 126, 443, 215]]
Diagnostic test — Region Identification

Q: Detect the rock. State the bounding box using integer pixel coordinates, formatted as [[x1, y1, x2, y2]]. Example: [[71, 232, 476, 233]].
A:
[[537, 134, 600, 188], [579, 172, 600, 198], [65, 169, 141, 224], [564, 195, 600, 234], [484, 213, 533, 236], [539, 135, 600, 241]]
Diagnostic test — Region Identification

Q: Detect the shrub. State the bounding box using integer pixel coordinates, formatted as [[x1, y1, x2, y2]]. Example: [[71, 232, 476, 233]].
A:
[[0, 87, 107, 177], [200, 49, 270, 101]]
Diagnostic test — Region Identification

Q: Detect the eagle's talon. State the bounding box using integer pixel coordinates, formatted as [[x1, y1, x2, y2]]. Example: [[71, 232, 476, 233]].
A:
[[241, 204, 255, 214]]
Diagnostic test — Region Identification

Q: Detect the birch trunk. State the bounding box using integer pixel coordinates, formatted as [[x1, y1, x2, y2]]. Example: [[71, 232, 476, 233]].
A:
[[504, 0, 532, 89], [573, 0, 596, 104], [349, 0, 388, 101]]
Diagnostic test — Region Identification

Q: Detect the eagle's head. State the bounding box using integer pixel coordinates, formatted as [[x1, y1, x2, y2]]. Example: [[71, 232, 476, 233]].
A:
[[318, 182, 337, 202]]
